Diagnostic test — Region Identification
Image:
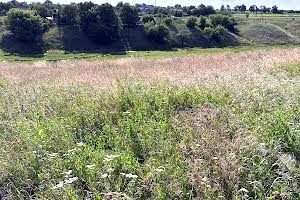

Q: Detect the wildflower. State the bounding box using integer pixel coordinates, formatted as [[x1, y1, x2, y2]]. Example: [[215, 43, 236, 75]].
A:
[[77, 142, 86, 147], [64, 170, 72, 177], [86, 164, 96, 170], [68, 149, 77, 153], [107, 168, 114, 173], [65, 177, 78, 184], [212, 157, 218, 160], [48, 153, 59, 160], [101, 173, 108, 178], [103, 154, 120, 163], [202, 177, 208, 182], [53, 181, 64, 189], [120, 173, 126, 176], [154, 166, 165, 173], [125, 173, 138, 179]]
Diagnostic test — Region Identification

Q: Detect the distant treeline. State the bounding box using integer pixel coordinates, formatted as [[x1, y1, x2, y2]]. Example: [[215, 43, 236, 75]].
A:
[[0, 0, 298, 17]]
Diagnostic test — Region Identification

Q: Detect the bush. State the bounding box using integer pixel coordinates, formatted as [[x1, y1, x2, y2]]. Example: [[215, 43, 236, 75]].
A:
[[203, 25, 225, 40], [144, 22, 169, 42], [199, 16, 207, 30], [142, 15, 155, 24], [60, 3, 80, 27], [5, 8, 49, 41], [119, 3, 139, 27], [163, 17, 173, 26], [186, 16, 197, 28], [209, 14, 236, 32], [31, 3, 52, 18], [83, 3, 120, 44]]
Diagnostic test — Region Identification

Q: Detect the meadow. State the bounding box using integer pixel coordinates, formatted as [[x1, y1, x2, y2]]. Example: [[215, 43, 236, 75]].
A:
[[0, 46, 300, 199]]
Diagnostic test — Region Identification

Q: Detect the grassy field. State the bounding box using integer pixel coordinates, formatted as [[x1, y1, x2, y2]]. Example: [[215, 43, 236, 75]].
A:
[[0, 45, 299, 62], [0, 47, 300, 199]]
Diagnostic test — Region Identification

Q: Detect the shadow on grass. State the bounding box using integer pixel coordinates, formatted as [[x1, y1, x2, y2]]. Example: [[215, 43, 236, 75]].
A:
[[0, 33, 46, 57], [61, 26, 127, 55]]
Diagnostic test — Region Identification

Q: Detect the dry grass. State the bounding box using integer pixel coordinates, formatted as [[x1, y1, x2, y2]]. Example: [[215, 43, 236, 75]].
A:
[[1, 48, 300, 88]]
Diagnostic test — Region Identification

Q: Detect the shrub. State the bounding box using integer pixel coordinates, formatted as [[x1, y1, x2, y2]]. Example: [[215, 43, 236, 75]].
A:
[[144, 22, 169, 42], [5, 8, 49, 41], [203, 25, 225, 40], [199, 16, 207, 30], [83, 3, 120, 44], [142, 15, 155, 24], [119, 3, 139, 27], [186, 16, 197, 28], [163, 17, 173, 26], [209, 14, 236, 32], [31, 3, 52, 18], [60, 3, 80, 27]]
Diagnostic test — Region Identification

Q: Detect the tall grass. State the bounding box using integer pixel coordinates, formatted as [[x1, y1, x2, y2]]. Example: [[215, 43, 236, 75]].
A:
[[0, 73, 299, 199]]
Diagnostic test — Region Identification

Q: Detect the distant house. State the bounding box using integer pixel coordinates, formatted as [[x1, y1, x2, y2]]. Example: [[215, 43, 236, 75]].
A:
[[138, 4, 155, 14]]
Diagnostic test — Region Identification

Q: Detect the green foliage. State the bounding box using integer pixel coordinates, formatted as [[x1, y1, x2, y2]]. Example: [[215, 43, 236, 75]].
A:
[[186, 16, 197, 28], [144, 22, 169, 43], [163, 17, 173, 26], [199, 16, 207, 30], [5, 8, 49, 41], [31, 3, 52, 18], [209, 14, 236, 32], [119, 3, 139, 27], [142, 14, 155, 24], [203, 25, 225, 40], [83, 3, 120, 44], [191, 4, 216, 16], [60, 3, 80, 27]]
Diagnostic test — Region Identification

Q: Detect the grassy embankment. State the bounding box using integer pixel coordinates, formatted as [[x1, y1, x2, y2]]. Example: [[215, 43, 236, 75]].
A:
[[0, 47, 300, 199]]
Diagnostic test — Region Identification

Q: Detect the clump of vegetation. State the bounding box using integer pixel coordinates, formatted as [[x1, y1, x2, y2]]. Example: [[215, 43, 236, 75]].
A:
[[209, 14, 236, 32], [1, 65, 300, 199], [199, 16, 207, 30], [119, 3, 139, 27], [203, 25, 226, 40], [4, 8, 49, 41], [142, 14, 155, 24], [144, 22, 169, 42], [163, 17, 173, 26], [82, 3, 120, 44], [60, 3, 80, 27], [186, 16, 197, 28]]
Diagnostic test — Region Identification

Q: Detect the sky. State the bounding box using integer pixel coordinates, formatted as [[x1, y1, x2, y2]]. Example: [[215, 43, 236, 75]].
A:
[[4, 0, 300, 10]]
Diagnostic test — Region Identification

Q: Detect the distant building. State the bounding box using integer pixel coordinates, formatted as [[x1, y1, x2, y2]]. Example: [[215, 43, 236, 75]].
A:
[[138, 4, 155, 14]]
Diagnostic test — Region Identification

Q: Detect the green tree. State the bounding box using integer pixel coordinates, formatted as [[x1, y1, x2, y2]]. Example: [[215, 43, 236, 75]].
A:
[[119, 3, 139, 27], [271, 5, 279, 14], [31, 3, 52, 18], [144, 22, 169, 42], [199, 16, 206, 30], [78, 1, 95, 29], [186, 16, 197, 28], [60, 3, 80, 27], [142, 14, 155, 24], [5, 8, 49, 41], [84, 3, 121, 44]]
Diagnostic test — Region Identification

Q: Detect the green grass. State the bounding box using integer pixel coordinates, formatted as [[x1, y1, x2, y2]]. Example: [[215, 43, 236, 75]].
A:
[[1, 60, 300, 199], [0, 45, 299, 62]]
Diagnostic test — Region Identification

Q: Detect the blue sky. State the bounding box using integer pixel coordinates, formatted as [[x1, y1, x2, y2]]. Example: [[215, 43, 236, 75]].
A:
[[5, 0, 300, 10]]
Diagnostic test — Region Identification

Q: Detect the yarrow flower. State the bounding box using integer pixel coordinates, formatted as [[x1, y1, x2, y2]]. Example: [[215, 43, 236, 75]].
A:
[[154, 166, 165, 173], [103, 154, 120, 163], [125, 173, 138, 179], [77, 142, 86, 147], [53, 177, 78, 189], [86, 164, 96, 170]]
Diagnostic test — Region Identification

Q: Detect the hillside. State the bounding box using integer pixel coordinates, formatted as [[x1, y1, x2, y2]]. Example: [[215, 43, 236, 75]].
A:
[[1, 14, 300, 56]]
